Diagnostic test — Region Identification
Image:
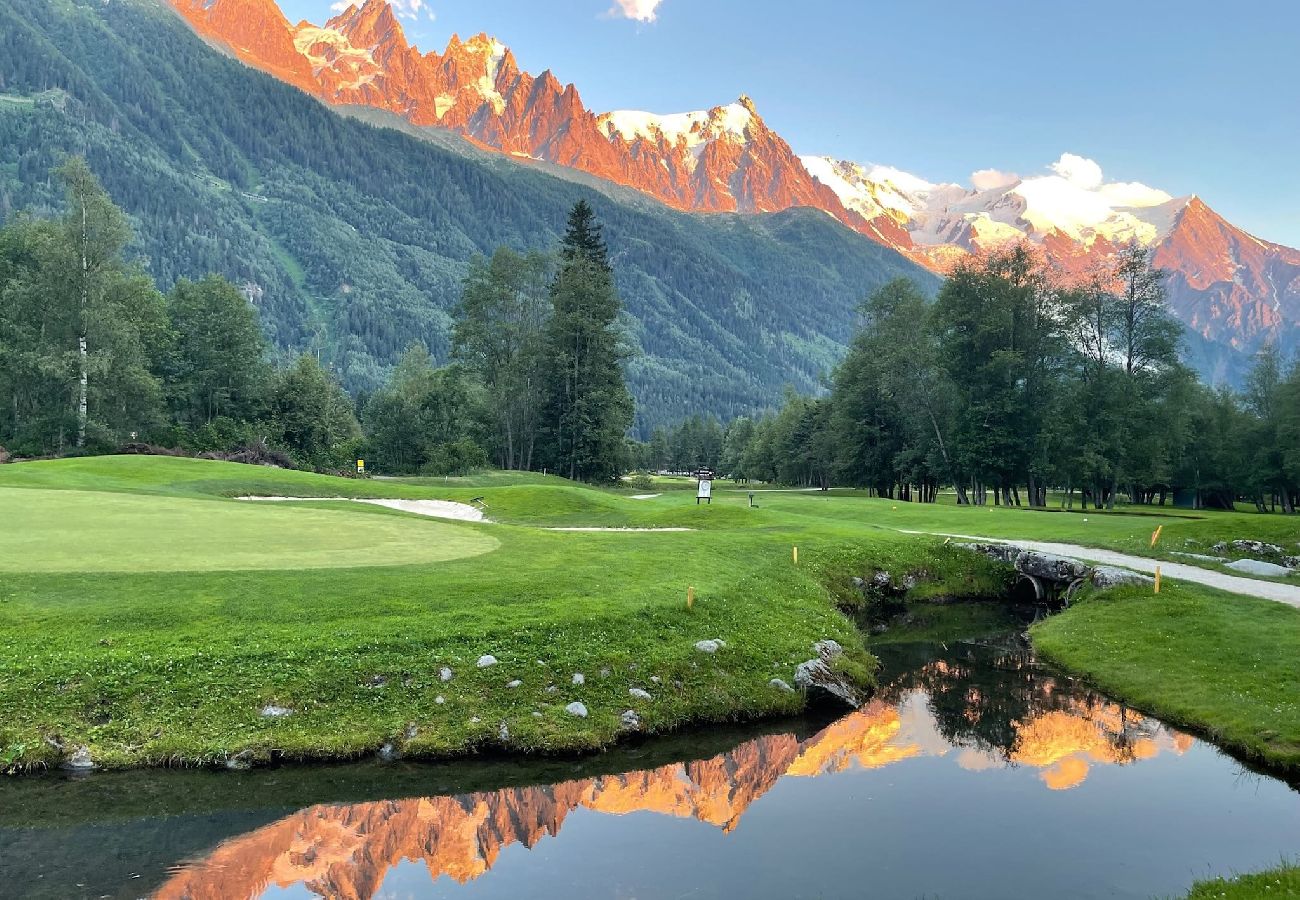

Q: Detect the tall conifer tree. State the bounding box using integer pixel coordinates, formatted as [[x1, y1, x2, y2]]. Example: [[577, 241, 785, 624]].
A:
[[537, 201, 634, 481]]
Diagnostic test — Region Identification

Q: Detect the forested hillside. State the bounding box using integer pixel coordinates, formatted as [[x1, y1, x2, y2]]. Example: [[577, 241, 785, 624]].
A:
[[0, 0, 933, 433]]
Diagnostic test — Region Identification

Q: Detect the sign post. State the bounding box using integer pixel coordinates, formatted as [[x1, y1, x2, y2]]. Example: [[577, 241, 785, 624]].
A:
[[695, 468, 714, 505], [356, 459, 366, 476]]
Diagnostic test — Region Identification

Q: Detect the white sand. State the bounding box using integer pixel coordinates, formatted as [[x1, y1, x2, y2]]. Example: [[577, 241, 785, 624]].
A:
[[628, 494, 661, 500], [237, 496, 487, 522]]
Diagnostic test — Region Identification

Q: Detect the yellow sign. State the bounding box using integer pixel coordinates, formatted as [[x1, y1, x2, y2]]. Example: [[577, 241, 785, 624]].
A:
[[356, 459, 366, 474]]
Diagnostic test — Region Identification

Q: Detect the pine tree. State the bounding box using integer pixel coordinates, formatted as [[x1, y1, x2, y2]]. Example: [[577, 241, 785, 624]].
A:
[[537, 202, 634, 481]]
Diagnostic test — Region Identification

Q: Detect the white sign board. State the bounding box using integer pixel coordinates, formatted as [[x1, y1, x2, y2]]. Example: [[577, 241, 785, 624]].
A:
[[697, 479, 712, 501]]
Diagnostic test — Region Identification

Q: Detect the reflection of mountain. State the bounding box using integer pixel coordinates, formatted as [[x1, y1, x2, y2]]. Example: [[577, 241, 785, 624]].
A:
[[155, 652, 1193, 899]]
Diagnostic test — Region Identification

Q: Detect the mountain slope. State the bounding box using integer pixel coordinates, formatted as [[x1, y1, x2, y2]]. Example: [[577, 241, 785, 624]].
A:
[[166, 0, 1299, 375], [0, 0, 935, 432], [171, 0, 913, 249]]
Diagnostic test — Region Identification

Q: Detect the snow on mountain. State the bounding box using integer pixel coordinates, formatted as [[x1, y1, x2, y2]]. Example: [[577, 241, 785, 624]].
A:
[[802, 151, 1191, 257], [599, 101, 755, 169]]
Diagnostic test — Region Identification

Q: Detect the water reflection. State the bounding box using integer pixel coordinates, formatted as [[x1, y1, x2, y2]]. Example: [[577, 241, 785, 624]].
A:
[[155, 642, 1199, 899]]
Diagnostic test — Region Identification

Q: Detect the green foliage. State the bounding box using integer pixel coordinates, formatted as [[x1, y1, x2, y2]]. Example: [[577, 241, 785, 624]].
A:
[[266, 355, 362, 471], [163, 275, 270, 427], [536, 202, 634, 482]]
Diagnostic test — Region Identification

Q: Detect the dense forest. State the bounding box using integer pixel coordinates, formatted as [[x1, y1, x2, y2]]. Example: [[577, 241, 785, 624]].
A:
[[0, 0, 932, 434], [670, 246, 1300, 512], [0, 163, 634, 480]]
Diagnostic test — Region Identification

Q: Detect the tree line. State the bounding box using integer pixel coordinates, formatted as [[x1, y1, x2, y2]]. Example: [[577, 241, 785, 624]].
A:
[[708, 244, 1300, 512], [0, 163, 633, 480]]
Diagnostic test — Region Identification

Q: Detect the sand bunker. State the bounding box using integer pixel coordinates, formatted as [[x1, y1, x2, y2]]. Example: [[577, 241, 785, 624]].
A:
[[238, 496, 487, 522]]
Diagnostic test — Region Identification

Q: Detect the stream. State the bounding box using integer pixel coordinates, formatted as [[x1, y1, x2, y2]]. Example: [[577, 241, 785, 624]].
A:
[[2, 606, 1297, 899]]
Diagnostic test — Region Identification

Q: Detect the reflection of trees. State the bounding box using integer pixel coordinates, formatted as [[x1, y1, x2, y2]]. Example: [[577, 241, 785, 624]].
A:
[[877, 641, 1165, 768]]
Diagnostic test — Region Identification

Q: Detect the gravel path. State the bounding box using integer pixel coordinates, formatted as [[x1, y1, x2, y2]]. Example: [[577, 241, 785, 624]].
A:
[[901, 530, 1300, 609]]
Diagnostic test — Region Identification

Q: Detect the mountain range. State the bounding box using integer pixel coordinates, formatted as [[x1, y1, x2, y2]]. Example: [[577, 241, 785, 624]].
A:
[[172, 0, 1300, 382]]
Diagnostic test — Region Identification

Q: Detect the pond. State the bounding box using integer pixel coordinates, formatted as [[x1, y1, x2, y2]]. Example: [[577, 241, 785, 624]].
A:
[[2, 611, 1297, 899]]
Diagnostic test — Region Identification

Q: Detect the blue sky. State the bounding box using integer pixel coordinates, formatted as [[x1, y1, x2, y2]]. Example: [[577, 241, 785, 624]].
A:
[[278, 0, 1300, 246]]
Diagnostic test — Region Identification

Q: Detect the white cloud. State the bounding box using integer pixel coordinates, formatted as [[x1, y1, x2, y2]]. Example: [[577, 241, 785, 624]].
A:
[[970, 168, 1019, 192], [1048, 152, 1103, 190], [610, 0, 664, 22], [329, 1, 350, 11]]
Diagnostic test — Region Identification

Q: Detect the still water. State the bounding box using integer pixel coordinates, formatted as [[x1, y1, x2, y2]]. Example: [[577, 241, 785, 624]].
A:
[[3, 628, 1298, 899]]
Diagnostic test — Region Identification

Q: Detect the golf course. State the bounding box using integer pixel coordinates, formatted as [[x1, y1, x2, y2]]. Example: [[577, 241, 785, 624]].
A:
[[1, 454, 1297, 777]]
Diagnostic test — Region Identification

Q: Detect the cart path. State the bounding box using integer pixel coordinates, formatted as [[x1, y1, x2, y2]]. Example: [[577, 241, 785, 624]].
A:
[[898, 530, 1300, 609]]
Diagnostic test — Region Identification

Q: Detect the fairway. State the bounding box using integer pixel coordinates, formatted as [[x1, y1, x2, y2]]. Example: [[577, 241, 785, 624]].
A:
[[0, 488, 500, 572]]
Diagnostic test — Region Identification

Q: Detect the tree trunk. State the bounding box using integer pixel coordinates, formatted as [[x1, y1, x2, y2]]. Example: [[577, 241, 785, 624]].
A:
[[76, 199, 89, 448]]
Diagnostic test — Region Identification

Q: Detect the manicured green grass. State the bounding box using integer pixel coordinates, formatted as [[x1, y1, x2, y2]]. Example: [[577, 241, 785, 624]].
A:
[[1, 455, 1296, 775], [1033, 583, 1300, 768], [0, 488, 497, 572], [0, 458, 901, 770], [1185, 862, 1300, 899]]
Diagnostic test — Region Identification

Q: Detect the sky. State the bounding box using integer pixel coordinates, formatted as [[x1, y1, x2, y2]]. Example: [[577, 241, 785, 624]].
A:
[[277, 0, 1300, 246]]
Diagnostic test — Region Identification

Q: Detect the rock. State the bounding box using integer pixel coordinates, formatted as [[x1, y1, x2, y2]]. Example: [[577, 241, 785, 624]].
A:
[[377, 743, 400, 762], [565, 701, 588, 718], [439, 667, 454, 682], [599, 666, 611, 677], [956, 542, 1019, 565], [650, 675, 661, 684], [629, 688, 652, 701], [507, 679, 523, 689], [619, 709, 642, 731], [224, 750, 255, 771], [62, 746, 96, 771], [694, 639, 725, 654], [793, 639, 863, 709], [1090, 566, 1154, 589], [812, 639, 843, 661], [404, 724, 420, 739], [499, 722, 510, 742], [366, 674, 387, 687], [850, 576, 866, 589], [1171, 552, 1227, 563], [1014, 551, 1089, 583], [1285, 556, 1300, 570], [769, 678, 795, 693], [532, 711, 543, 718], [470, 716, 481, 724], [260, 704, 293, 719], [435, 695, 446, 705], [476, 655, 498, 669], [545, 684, 558, 694], [572, 673, 585, 685], [1226, 559, 1295, 577]]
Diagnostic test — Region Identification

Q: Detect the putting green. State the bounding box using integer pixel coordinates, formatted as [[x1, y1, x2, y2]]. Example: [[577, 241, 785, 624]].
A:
[[0, 488, 499, 572]]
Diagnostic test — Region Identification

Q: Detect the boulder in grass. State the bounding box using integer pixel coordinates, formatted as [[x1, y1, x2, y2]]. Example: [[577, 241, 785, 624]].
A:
[[1226, 559, 1294, 578], [565, 701, 588, 718], [620, 709, 642, 731], [1090, 566, 1154, 589], [769, 678, 795, 693], [628, 688, 652, 701], [793, 640, 863, 709], [260, 704, 293, 719], [62, 746, 96, 771], [476, 655, 498, 669], [694, 639, 726, 654]]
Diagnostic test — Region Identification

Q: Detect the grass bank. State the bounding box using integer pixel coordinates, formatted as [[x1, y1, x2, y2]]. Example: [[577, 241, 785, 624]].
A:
[[1032, 582, 1300, 769], [1185, 862, 1300, 899]]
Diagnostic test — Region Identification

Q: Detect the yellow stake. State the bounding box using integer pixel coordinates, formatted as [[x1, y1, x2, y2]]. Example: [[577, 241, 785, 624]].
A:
[[1150, 525, 1163, 548], [793, 546, 799, 566], [687, 586, 695, 610], [1154, 567, 1162, 594]]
